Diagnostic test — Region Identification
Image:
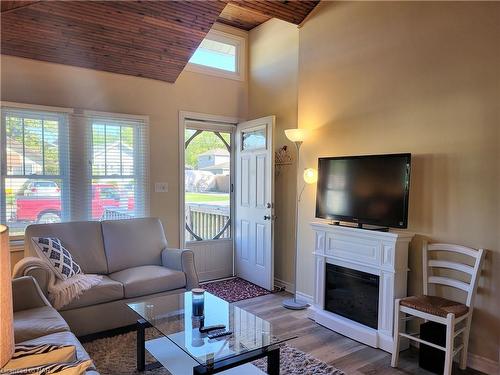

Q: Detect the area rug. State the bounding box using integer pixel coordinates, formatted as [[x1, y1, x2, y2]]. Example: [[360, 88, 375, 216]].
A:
[[201, 277, 271, 302], [82, 328, 345, 375]]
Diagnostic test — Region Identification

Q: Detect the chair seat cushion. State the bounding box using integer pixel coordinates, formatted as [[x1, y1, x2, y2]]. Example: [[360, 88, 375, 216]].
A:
[[60, 276, 124, 311], [14, 306, 70, 343], [400, 295, 469, 318], [19, 331, 96, 371], [109, 265, 186, 298]]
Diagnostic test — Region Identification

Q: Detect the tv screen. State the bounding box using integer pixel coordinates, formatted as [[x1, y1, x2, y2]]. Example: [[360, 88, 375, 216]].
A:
[[315, 153, 411, 228]]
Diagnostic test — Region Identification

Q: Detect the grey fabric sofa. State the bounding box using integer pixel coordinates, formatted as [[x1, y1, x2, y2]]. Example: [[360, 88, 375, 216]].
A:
[[12, 276, 99, 375], [15, 217, 199, 336]]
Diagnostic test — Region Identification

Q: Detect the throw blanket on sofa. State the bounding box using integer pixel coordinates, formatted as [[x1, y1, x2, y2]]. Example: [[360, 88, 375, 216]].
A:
[[13, 257, 102, 310]]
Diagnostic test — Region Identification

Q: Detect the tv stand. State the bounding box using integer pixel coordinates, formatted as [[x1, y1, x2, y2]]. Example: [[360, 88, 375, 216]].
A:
[[330, 221, 389, 232]]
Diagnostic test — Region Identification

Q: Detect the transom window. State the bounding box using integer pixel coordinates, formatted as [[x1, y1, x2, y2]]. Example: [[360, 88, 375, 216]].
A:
[[186, 29, 245, 81], [190, 38, 237, 72]]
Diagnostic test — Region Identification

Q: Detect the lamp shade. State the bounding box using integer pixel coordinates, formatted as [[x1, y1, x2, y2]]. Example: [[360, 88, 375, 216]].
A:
[[284, 128, 307, 143], [0, 225, 14, 368], [303, 168, 318, 184]]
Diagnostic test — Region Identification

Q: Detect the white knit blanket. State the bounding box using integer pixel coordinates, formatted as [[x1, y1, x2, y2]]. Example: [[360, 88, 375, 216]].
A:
[[13, 257, 102, 310]]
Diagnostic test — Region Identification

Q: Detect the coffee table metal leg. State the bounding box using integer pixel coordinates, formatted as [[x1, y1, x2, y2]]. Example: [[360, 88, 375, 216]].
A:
[[137, 318, 147, 371], [267, 347, 280, 375]]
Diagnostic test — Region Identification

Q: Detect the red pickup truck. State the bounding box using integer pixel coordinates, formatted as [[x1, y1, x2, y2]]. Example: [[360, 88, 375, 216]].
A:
[[16, 184, 134, 223]]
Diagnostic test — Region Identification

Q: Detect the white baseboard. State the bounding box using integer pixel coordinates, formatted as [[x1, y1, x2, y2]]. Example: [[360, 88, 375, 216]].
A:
[[295, 291, 314, 305], [467, 352, 499, 374], [274, 278, 294, 292], [410, 342, 499, 373]]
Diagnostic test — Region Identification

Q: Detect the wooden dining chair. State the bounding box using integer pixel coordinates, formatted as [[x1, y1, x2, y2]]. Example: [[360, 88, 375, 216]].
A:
[[391, 241, 485, 375]]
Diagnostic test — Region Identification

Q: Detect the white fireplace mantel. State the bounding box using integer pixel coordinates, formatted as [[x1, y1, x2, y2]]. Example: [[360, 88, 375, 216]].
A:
[[309, 221, 414, 353]]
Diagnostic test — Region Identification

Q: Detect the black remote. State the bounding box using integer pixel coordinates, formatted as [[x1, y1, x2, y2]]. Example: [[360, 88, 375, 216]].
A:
[[199, 324, 226, 333], [207, 330, 233, 339]]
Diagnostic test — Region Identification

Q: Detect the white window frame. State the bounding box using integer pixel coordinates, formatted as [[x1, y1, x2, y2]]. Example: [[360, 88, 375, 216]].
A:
[[185, 29, 246, 82], [0, 102, 73, 239], [84, 110, 150, 221], [0, 102, 149, 239]]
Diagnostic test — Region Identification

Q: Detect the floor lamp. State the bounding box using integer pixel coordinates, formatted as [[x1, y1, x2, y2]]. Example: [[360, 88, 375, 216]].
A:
[[283, 128, 313, 310]]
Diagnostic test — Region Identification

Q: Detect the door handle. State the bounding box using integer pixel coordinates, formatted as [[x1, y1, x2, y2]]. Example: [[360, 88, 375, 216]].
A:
[[264, 215, 271, 220]]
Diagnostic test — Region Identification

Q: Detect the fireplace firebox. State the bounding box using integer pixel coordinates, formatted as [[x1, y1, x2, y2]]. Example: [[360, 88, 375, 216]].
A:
[[325, 264, 379, 329]]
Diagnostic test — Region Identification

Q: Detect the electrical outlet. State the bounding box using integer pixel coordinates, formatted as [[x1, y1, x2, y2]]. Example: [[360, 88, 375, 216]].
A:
[[155, 182, 168, 193]]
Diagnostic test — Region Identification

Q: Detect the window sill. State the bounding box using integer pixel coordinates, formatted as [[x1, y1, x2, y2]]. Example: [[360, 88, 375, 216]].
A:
[[9, 239, 24, 253], [184, 63, 244, 81]]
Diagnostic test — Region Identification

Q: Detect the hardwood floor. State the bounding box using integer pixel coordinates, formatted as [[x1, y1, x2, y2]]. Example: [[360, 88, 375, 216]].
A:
[[234, 292, 485, 375]]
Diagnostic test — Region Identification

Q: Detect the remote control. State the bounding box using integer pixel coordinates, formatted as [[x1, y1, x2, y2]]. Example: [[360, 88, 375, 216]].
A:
[[207, 330, 233, 339], [199, 324, 226, 333]]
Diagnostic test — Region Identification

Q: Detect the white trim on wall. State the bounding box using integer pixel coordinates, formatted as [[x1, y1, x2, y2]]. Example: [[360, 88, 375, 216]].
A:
[[409, 342, 499, 374], [274, 277, 294, 293], [81, 109, 149, 122], [467, 352, 499, 374], [1, 101, 73, 113], [295, 291, 314, 305]]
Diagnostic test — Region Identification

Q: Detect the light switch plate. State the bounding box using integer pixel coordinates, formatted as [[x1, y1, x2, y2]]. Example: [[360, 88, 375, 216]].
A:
[[155, 182, 168, 193]]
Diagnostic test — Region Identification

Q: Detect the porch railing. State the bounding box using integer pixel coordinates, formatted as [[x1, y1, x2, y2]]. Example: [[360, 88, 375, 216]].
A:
[[101, 208, 133, 221], [185, 203, 230, 241]]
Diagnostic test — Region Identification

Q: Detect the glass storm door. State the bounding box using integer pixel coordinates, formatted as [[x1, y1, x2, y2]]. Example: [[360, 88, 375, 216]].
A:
[[184, 121, 234, 282]]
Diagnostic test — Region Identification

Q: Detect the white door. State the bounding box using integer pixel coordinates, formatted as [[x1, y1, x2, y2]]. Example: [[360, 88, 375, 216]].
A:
[[235, 116, 275, 290]]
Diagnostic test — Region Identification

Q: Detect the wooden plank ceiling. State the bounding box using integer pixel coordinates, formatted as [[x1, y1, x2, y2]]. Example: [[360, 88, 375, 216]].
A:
[[218, 0, 320, 30], [1, 1, 320, 83]]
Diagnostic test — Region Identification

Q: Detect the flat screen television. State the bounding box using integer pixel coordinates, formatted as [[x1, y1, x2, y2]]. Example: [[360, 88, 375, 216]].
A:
[[315, 153, 411, 228]]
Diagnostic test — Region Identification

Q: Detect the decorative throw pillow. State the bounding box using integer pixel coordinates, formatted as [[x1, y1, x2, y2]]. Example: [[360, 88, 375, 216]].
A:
[[3, 359, 93, 375], [2, 344, 76, 371], [31, 237, 82, 280]]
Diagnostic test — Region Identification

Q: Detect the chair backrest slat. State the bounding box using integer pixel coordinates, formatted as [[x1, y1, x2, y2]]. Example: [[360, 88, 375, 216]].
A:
[[423, 241, 485, 307], [428, 260, 475, 275], [427, 243, 478, 258], [428, 276, 471, 293]]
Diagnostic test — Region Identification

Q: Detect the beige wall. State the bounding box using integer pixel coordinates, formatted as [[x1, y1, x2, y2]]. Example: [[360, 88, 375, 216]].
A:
[[297, 1, 499, 363], [1, 24, 248, 248], [248, 19, 299, 288]]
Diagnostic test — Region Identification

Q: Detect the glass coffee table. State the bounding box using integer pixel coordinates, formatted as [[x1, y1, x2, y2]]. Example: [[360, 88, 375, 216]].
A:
[[127, 291, 295, 375]]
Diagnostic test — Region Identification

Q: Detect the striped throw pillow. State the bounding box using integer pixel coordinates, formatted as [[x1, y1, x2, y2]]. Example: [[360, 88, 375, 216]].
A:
[[2, 344, 76, 371], [3, 359, 92, 375]]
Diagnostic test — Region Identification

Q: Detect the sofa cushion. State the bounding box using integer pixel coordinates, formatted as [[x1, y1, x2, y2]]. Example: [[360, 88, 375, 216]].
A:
[[19, 331, 96, 371], [14, 306, 70, 343], [25, 222, 108, 275], [101, 218, 167, 273], [60, 276, 124, 311], [3, 344, 77, 371], [109, 265, 186, 298]]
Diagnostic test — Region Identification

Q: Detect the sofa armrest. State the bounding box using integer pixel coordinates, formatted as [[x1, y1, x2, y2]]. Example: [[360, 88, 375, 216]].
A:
[[161, 248, 199, 290], [12, 256, 55, 297], [12, 276, 51, 312]]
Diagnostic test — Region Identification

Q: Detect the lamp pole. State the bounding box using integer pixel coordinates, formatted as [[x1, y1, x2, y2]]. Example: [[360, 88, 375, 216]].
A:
[[282, 140, 309, 310]]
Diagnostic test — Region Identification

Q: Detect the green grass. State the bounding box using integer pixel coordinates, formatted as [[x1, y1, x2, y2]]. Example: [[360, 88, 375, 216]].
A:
[[186, 192, 229, 203]]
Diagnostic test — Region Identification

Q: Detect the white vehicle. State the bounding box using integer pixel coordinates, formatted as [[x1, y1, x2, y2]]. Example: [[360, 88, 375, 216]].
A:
[[21, 180, 60, 197]]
